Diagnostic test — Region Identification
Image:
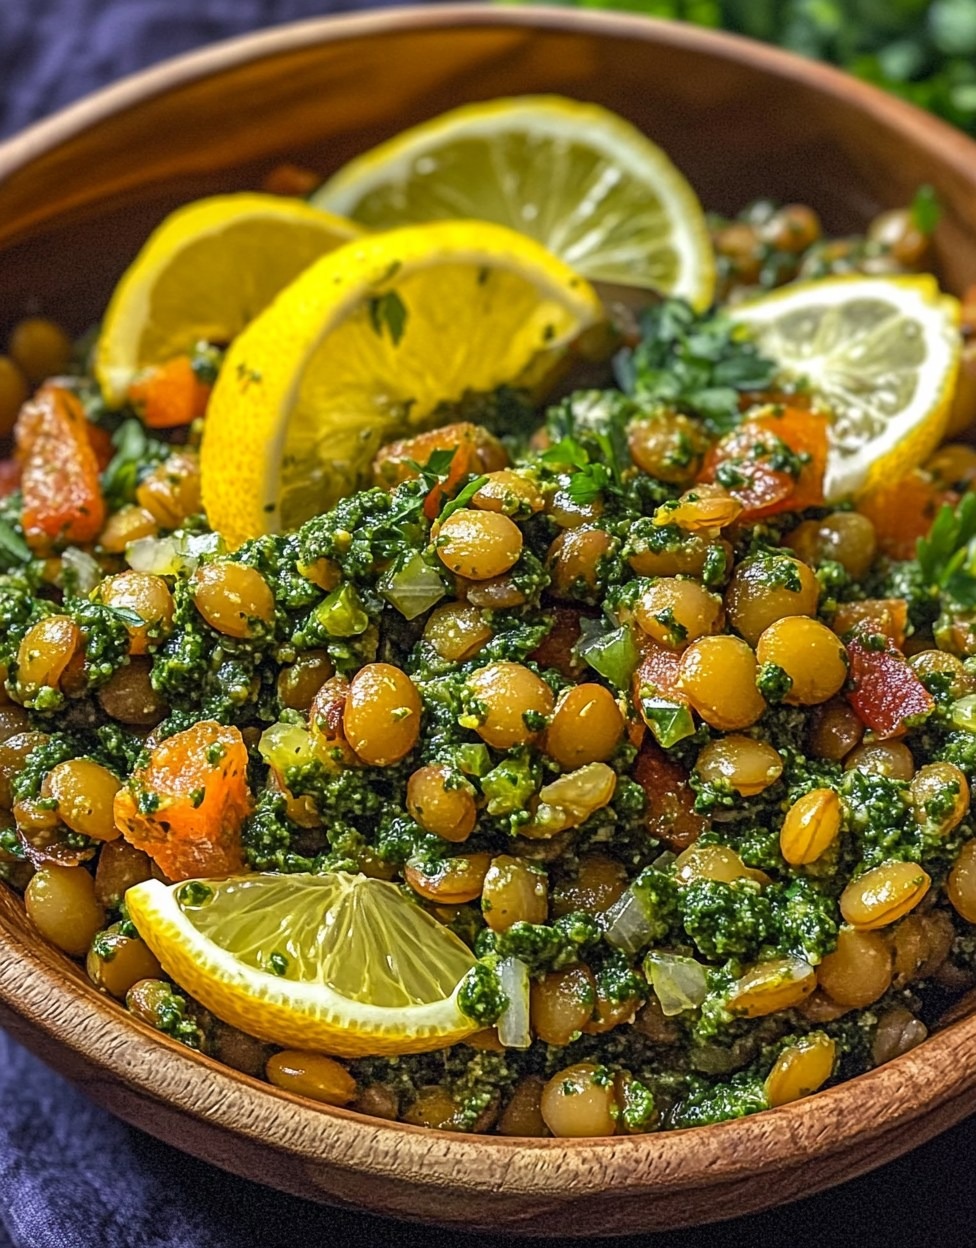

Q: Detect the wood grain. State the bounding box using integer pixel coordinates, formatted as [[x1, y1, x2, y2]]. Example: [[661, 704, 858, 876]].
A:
[[3, 6, 976, 1233]]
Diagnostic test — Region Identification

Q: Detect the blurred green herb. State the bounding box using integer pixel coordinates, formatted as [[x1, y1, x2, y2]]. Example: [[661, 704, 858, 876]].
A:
[[501, 1, 976, 135]]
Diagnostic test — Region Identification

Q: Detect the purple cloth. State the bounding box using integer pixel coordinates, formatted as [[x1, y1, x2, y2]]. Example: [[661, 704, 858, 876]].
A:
[[5, 2, 976, 1245], [0, 0, 410, 139]]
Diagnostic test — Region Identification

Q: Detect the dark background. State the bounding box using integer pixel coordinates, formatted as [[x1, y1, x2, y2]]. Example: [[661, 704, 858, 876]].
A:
[[3, 1, 976, 1245]]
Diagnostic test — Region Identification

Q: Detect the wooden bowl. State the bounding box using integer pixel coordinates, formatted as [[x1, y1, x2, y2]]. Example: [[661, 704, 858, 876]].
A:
[[3, 6, 976, 1235]]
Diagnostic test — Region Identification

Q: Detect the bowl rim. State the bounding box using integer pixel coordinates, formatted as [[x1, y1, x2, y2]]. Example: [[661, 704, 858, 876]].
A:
[[4, 3, 976, 1230], [2, 2, 976, 181]]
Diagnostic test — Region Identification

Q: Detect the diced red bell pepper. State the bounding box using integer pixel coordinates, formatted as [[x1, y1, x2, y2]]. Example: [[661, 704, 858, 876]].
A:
[[846, 635, 935, 739], [15, 383, 106, 551], [699, 406, 828, 522], [128, 356, 211, 430]]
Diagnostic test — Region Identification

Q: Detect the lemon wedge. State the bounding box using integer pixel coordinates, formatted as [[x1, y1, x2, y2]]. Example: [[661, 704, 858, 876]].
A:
[[312, 95, 714, 308], [200, 219, 604, 544], [95, 194, 360, 405], [125, 872, 480, 1057], [730, 274, 961, 501]]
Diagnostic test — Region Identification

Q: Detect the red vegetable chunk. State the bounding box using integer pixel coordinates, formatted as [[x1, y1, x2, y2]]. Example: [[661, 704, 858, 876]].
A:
[[846, 636, 935, 739], [15, 383, 106, 550], [114, 721, 251, 881], [699, 406, 828, 522]]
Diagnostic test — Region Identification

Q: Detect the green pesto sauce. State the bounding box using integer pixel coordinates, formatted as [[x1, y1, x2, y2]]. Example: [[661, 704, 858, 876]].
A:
[[5, 296, 976, 1137]]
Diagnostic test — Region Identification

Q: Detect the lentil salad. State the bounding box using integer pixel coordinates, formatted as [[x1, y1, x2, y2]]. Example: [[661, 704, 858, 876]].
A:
[[3, 138, 976, 1139]]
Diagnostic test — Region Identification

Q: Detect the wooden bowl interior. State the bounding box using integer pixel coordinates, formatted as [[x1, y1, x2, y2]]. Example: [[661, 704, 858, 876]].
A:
[[3, 7, 976, 339], [4, 7, 976, 1236]]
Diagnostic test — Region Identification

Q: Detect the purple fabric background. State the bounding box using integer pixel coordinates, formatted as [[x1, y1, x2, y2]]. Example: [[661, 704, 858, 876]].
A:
[[4, 1, 976, 1244]]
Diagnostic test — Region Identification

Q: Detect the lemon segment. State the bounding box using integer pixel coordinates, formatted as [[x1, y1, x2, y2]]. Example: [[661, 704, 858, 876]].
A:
[[200, 219, 604, 544], [95, 194, 361, 405], [730, 274, 961, 501], [312, 95, 714, 308], [125, 872, 480, 1057]]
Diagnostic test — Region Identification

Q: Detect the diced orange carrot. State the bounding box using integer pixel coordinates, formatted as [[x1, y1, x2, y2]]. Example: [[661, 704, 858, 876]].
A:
[[699, 406, 828, 522], [15, 383, 106, 551], [128, 356, 211, 429], [371, 422, 508, 518], [114, 721, 251, 881], [832, 598, 909, 649], [858, 470, 957, 561]]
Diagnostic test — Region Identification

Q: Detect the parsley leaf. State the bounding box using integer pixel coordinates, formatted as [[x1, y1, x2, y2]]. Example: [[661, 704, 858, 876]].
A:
[[0, 520, 31, 566], [540, 433, 614, 505], [368, 291, 408, 346], [910, 184, 943, 236], [438, 475, 490, 523], [614, 299, 777, 435], [918, 489, 976, 586], [101, 418, 169, 509]]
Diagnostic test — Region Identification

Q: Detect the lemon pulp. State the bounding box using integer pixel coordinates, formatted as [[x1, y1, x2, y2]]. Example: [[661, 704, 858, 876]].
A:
[[199, 219, 604, 544], [126, 872, 480, 1057], [313, 95, 714, 307], [730, 274, 961, 500], [95, 193, 360, 405]]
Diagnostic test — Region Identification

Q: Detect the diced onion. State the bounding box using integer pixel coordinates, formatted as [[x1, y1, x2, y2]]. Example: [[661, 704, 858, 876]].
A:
[[381, 552, 446, 620], [62, 546, 102, 595], [951, 694, 976, 732], [258, 721, 318, 774], [604, 888, 653, 954], [644, 952, 708, 1017], [496, 957, 531, 1049], [126, 530, 224, 576]]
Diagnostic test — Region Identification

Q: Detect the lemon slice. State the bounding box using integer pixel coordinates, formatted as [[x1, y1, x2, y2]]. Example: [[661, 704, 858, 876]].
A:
[[95, 194, 361, 405], [730, 274, 961, 501], [125, 872, 480, 1057], [200, 219, 604, 544], [312, 95, 714, 308]]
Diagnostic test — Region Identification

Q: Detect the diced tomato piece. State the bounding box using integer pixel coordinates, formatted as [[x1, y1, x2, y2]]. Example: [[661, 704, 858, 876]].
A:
[[371, 422, 508, 519], [128, 356, 211, 429], [15, 383, 106, 551], [832, 599, 909, 650], [114, 721, 251, 881], [529, 606, 588, 680], [858, 470, 957, 561], [699, 406, 828, 522], [631, 634, 684, 712], [633, 741, 706, 852], [0, 458, 21, 497], [846, 636, 935, 739]]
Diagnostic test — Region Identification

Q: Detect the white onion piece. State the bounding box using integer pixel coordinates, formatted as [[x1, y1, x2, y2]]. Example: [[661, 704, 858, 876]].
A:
[[126, 531, 223, 576], [381, 552, 445, 620], [62, 546, 101, 595], [496, 957, 531, 1049], [604, 889, 653, 954], [644, 952, 708, 1017]]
